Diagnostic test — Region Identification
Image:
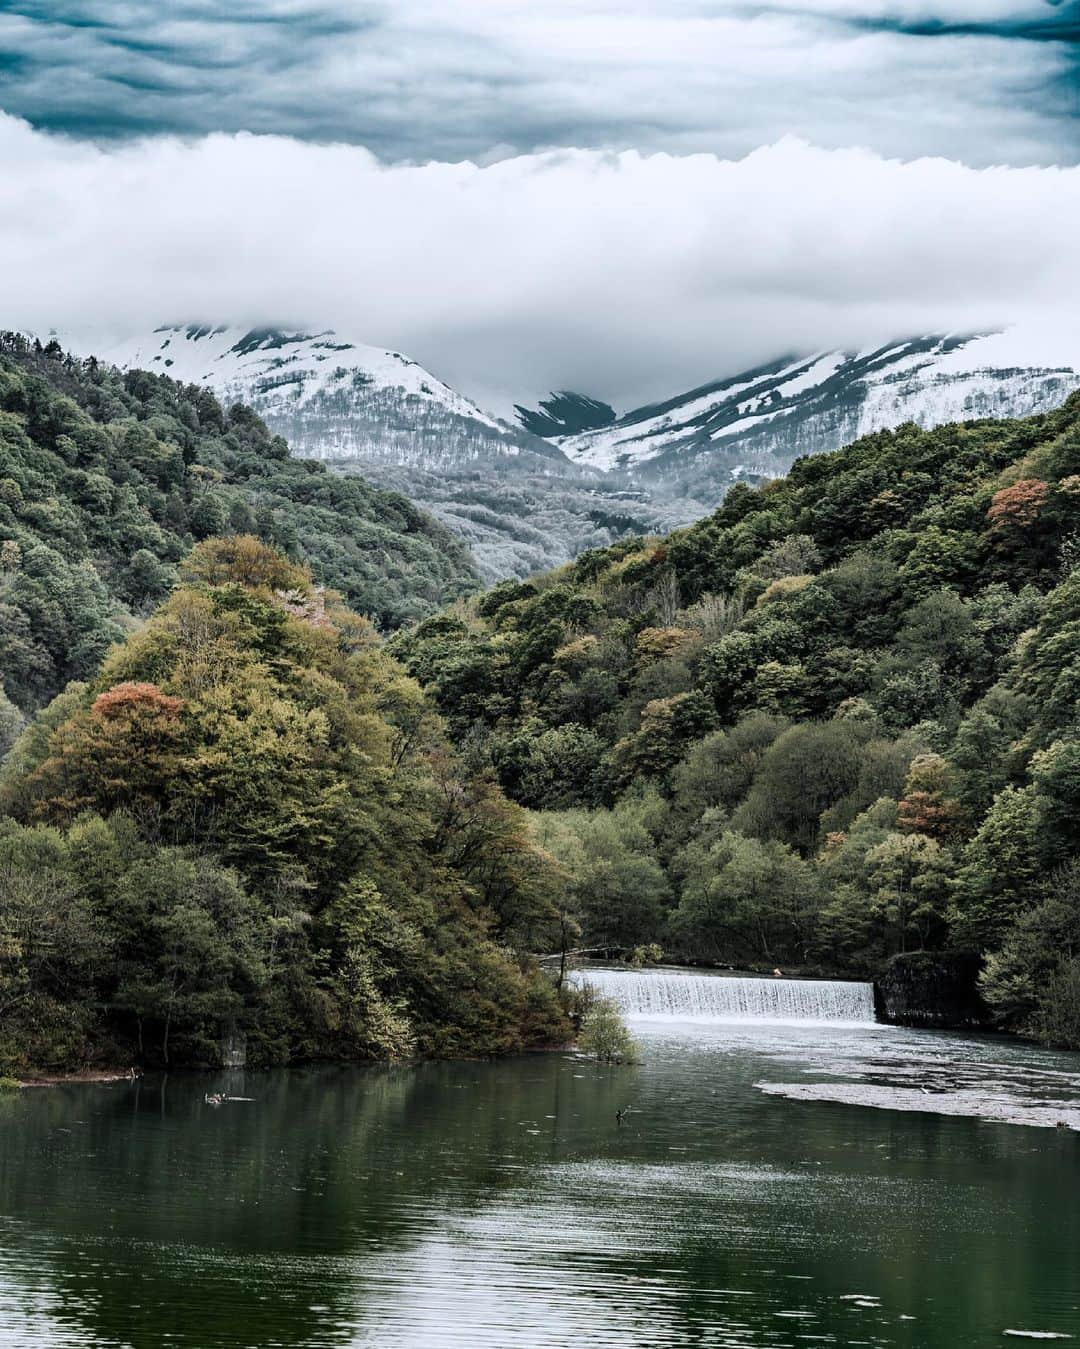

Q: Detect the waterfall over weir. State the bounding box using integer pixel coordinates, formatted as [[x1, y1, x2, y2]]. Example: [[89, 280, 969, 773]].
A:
[[575, 968, 877, 1025]]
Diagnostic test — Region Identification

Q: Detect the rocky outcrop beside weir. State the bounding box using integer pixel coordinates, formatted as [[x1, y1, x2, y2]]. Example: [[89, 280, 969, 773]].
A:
[[875, 952, 991, 1029]]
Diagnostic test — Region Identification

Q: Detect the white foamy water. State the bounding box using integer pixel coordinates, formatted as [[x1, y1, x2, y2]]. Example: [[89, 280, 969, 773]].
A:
[[574, 968, 877, 1025]]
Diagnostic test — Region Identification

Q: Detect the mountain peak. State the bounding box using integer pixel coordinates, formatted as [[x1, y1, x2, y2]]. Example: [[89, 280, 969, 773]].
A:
[[97, 323, 508, 438], [514, 391, 617, 438]]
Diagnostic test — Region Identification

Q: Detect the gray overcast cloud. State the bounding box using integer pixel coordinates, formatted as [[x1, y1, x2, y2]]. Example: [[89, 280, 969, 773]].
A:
[[0, 0, 1076, 165]]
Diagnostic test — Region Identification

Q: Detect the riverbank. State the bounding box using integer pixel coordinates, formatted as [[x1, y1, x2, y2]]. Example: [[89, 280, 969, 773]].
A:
[[10, 1040, 579, 1087]]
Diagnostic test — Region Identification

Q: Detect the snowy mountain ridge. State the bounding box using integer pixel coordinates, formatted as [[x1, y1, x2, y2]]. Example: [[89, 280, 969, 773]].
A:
[[66, 323, 684, 582], [92, 324, 560, 470], [553, 333, 1080, 492], [63, 323, 1080, 583]]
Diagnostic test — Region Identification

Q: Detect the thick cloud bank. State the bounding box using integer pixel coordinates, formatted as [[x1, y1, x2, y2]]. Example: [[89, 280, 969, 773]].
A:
[[1, 0, 1075, 166], [2, 114, 1078, 407]]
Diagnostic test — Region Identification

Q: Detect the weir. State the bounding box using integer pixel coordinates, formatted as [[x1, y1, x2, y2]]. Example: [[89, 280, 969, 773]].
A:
[[575, 968, 877, 1024]]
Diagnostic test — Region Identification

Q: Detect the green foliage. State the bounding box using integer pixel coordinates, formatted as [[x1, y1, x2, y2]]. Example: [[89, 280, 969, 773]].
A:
[[534, 796, 671, 949], [0, 686, 25, 760], [980, 860, 1080, 1043], [577, 994, 639, 1064], [0, 334, 477, 714], [0, 542, 568, 1073], [730, 719, 872, 853], [669, 715, 789, 824], [396, 393, 1080, 985], [497, 722, 610, 809], [0, 818, 112, 1072], [1028, 961, 1080, 1050], [671, 825, 818, 965], [950, 786, 1043, 950]]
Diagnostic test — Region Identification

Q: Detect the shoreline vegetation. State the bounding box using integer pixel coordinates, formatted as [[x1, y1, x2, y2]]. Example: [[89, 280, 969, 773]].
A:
[[2, 338, 1079, 1075], [0, 526, 577, 1075], [8, 1014, 617, 1086]]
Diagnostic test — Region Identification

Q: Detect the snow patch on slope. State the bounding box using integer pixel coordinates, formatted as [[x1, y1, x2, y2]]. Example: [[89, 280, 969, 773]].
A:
[[560, 332, 1080, 476], [103, 323, 504, 431], [65, 323, 574, 473]]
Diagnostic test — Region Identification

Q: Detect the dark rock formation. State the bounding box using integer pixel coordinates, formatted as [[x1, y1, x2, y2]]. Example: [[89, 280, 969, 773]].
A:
[[875, 952, 991, 1029], [515, 391, 617, 439]]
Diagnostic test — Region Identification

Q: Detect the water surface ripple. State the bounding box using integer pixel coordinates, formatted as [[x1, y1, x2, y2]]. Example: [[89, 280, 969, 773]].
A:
[[1, 1019, 1078, 1347]]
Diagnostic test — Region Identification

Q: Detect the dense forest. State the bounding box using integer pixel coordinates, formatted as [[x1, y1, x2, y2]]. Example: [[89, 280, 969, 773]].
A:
[[392, 394, 1080, 1047], [0, 339, 571, 1076], [0, 534, 568, 1074], [3, 338, 1079, 1074], [0, 333, 477, 728]]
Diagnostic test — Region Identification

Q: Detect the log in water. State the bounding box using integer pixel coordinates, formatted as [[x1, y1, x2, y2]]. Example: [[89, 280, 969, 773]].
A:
[[575, 967, 877, 1023]]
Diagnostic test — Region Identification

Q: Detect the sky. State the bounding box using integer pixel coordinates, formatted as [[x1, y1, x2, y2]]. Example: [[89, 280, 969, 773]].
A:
[[1, 0, 1078, 409]]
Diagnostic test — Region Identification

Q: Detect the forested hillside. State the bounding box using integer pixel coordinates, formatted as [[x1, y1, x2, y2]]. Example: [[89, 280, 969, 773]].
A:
[[0, 334, 477, 729], [0, 537, 567, 1074], [393, 395, 1080, 1045], [4, 344, 1079, 1073]]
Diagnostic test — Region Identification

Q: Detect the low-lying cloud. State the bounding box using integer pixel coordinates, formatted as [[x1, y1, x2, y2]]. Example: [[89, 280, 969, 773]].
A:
[[2, 114, 1078, 409]]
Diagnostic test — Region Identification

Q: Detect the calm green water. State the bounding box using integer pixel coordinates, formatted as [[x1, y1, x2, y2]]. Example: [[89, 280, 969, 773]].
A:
[[1, 1020, 1079, 1347]]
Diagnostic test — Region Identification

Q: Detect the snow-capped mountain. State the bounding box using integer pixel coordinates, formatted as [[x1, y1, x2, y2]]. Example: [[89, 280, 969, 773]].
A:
[[98, 324, 561, 469], [551, 333, 1080, 496], [78, 324, 681, 581], [71, 324, 1080, 584]]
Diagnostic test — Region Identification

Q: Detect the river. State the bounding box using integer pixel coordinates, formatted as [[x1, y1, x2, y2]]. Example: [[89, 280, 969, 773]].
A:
[[1, 974, 1079, 1347]]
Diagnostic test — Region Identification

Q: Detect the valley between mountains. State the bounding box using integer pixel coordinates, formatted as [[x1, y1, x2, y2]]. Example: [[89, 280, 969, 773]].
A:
[[76, 324, 1080, 584]]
